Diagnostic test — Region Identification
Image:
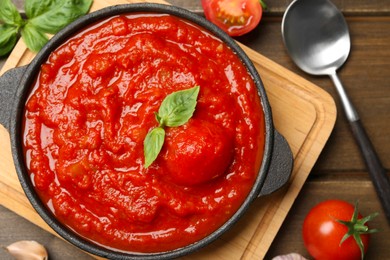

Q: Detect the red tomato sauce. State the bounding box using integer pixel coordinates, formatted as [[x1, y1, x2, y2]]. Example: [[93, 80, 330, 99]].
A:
[[23, 14, 265, 253]]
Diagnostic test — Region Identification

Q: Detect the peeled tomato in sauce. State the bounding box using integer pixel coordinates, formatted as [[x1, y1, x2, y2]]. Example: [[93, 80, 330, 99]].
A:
[[22, 13, 265, 253]]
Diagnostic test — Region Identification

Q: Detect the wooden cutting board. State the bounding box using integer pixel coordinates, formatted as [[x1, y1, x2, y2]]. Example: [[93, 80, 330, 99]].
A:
[[0, 0, 337, 259]]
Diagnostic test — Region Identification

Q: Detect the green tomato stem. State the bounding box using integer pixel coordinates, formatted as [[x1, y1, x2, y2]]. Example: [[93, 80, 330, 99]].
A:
[[259, 0, 267, 9], [354, 223, 369, 232], [337, 201, 378, 260]]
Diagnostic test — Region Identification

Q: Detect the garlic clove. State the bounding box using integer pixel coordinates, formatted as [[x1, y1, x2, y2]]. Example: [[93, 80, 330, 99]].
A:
[[4, 240, 48, 260], [272, 253, 308, 260]]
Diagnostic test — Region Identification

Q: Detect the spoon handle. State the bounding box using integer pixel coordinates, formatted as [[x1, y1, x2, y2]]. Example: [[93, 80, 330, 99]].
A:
[[330, 73, 390, 222], [350, 119, 390, 221], [330, 73, 359, 122]]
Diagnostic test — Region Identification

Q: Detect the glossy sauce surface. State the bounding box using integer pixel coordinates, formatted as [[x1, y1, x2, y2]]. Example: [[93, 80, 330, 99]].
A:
[[23, 14, 265, 253]]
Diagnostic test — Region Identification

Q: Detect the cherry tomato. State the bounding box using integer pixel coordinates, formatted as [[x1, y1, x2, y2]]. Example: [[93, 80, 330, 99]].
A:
[[302, 200, 378, 260], [201, 0, 264, 36]]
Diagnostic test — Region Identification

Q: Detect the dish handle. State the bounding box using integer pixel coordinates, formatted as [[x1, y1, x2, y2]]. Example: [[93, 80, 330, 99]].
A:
[[0, 66, 27, 131], [258, 130, 293, 196]]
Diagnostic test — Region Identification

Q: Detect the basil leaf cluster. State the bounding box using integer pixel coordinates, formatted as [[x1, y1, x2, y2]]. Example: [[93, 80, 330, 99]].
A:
[[144, 85, 200, 168], [0, 0, 92, 56]]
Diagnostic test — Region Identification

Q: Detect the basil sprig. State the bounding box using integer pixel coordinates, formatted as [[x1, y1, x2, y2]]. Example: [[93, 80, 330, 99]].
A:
[[0, 0, 92, 56], [144, 85, 200, 168]]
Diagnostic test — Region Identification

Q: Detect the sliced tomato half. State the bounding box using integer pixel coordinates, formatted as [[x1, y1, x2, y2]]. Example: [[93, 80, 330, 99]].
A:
[[201, 0, 264, 36]]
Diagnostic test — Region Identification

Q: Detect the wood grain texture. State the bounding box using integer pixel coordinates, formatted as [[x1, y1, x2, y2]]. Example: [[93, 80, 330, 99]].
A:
[[10, 0, 390, 16], [1, 0, 389, 259], [0, 0, 337, 259], [266, 173, 390, 259], [236, 16, 390, 172]]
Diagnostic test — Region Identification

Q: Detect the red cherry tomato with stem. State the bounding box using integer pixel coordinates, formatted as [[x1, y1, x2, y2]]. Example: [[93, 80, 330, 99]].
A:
[[302, 200, 378, 260], [201, 0, 267, 36]]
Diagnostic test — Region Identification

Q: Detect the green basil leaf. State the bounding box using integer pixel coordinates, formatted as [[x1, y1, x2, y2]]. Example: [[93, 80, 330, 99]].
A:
[[0, 0, 23, 26], [144, 127, 165, 168], [143, 86, 200, 168], [28, 0, 93, 34], [20, 23, 49, 52], [25, 0, 56, 19], [158, 85, 200, 127], [0, 24, 18, 56]]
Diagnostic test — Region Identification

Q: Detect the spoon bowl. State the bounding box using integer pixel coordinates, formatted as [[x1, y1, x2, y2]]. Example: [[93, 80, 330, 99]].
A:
[[282, 0, 350, 75], [282, 0, 390, 222]]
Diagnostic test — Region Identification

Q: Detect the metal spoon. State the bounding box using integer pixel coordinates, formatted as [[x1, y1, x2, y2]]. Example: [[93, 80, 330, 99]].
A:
[[282, 0, 390, 222]]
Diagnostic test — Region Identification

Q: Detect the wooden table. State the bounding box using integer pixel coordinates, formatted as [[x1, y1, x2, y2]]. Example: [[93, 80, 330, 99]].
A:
[[1, 0, 389, 259]]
